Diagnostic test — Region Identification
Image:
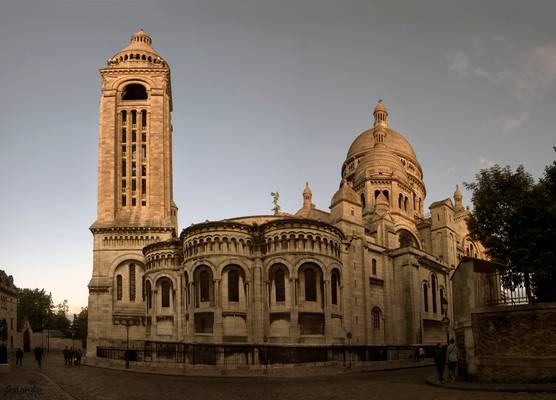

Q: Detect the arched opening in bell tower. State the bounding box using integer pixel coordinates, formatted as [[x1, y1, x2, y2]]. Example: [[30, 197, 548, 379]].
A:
[[122, 83, 148, 100]]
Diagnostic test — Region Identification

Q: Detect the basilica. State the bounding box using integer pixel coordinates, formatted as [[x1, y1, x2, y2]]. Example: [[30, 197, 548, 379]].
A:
[[87, 30, 484, 359]]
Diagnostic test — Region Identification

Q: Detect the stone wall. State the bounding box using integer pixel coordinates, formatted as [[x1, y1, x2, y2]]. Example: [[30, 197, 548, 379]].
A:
[[472, 303, 556, 383]]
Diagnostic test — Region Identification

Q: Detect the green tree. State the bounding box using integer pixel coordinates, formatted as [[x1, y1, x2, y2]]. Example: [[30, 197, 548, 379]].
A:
[[465, 154, 556, 302], [72, 307, 88, 347], [50, 300, 71, 336], [17, 289, 53, 331]]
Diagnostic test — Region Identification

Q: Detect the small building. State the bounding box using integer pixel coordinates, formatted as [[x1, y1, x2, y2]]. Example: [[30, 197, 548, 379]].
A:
[[0, 270, 18, 351]]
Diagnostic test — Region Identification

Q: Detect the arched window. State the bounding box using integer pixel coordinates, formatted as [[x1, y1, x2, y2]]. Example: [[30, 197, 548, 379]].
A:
[[122, 83, 147, 100], [305, 268, 317, 301], [200, 270, 210, 302], [404, 197, 408, 211], [228, 269, 239, 302], [129, 264, 136, 301], [399, 230, 417, 248], [146, 280, 152, 309], [398, 193, 403, 209], [116, 275, 122, 301], [372, 308, 381, 329], [440, 287, 445, 314], [423, 283, 429, 312], [431, 275, 437, 313], [331, 271, 339, 305], [360, 193, 366, 208], [161, 280, 171, 308], [371, 259, 377, 275], [275, 269, 285, 302]]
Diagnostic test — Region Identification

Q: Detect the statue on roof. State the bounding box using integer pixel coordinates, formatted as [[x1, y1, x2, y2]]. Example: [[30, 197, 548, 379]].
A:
[[271, 191, 281, 215]]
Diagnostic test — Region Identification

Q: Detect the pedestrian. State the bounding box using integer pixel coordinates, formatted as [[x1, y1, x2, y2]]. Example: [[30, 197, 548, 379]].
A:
[[418, 346, 425, 361], [432, 343, 446, 384], [447, 338, 459, 382], [33, 346, 43, 368], [413, 346, 419, 362], [76, 348, 82, 366], [15, 348, 23, 366], [63, 346, 69, 366]]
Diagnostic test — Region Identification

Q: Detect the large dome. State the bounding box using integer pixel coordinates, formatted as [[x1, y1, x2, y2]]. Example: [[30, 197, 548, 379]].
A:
[[347, 127, 418, 164]]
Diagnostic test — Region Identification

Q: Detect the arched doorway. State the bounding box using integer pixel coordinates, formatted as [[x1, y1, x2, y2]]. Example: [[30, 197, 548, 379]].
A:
[[23, 330, 30, 352]]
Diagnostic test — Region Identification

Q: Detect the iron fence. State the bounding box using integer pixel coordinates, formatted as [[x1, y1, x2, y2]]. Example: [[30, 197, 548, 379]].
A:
[[486, 270, 530, 306], [96, 343, 433, 367]]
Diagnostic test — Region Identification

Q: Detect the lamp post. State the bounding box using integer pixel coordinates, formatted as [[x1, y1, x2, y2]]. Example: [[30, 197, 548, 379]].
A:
[[118, 318, 139, 369]]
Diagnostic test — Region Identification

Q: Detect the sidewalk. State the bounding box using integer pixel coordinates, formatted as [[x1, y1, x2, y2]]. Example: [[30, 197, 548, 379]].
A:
[[425, 375, 556, 393]]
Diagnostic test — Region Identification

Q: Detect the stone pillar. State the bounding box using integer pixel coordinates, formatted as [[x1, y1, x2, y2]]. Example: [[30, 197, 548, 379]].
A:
[[252, 258, 265, 342], [323, 279, 332, 342], [213, 279, 223, 341]]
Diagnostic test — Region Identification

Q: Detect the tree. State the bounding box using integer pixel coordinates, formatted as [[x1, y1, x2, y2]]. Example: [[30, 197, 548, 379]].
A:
[[72, 307, 88, 348], [465, 153, 556, 302], [50, 300, 71, 336], [17, 289, 54, 331]]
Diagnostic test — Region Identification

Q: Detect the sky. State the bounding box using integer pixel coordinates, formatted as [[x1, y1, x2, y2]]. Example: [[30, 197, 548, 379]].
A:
[[0, 0, 555, 314]]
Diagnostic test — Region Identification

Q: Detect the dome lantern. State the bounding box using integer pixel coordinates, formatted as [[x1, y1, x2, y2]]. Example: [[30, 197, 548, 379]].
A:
[[373, 99, 389, 129]]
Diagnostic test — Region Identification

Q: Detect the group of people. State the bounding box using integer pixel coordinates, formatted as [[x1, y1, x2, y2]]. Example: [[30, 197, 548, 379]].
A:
[[14, 346, 45, 367], [433, 339, 459, 383], [63, 346, 83, 366], [14, 346, 83, 368]]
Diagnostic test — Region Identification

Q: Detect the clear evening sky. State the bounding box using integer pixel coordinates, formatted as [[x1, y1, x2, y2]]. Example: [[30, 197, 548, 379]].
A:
[[1, 0, 555, 314]]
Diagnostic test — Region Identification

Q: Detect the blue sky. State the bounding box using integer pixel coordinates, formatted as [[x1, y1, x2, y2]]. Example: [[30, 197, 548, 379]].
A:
[[1, 0, 555, 313]]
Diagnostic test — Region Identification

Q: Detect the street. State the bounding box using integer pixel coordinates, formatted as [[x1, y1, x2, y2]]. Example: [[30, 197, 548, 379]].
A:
[[1, 352, 555, 400]]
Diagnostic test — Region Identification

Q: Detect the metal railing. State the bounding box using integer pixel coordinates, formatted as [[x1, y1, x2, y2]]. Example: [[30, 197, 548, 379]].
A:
[[485, 270, 530, 306], [96, 343, 432, 367]]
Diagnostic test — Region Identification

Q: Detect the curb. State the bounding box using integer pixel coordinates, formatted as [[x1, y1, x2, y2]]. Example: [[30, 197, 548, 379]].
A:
[[425, 376, 556, 393]]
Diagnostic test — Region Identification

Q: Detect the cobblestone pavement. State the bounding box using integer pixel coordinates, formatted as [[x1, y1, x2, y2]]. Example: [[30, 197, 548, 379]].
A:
[[1, 353, 556, 400]]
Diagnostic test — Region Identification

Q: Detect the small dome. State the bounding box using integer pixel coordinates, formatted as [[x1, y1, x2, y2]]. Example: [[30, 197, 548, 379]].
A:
[[107, 29, 165, 67], [330, 180, 361, 207]]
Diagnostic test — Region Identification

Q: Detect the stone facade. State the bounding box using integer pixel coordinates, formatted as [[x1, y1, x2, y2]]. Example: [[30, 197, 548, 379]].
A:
[[0, 270, 18, 351], [87, 31, 484, 359]]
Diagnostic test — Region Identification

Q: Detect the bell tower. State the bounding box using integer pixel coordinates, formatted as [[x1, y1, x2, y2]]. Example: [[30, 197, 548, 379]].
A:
[[87, 30, 178, 357], [94, 29, 178, 228]]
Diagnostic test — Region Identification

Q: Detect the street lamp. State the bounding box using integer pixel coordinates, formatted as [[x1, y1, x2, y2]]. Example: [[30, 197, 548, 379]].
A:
[[116, 318, 140, 369]]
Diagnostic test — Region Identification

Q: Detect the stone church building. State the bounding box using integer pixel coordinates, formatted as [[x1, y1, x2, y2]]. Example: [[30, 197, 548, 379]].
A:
[[87, 30, 484, 359]]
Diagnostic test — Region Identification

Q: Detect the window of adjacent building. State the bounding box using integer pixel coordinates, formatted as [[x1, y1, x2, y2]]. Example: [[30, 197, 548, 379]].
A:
[[275, 269, 285, 302], [372, 308, 381, 329], [116, 275, 123, 301], [227, 269, 239, 302], [305, 268, 317, 302], [200, 270, 210, 302], [146, 280, 152, 309], [431, 274, 437, 313], [161, 280, 170, 307], [331, 271, 339, 305], [372, 258, 377, 275], [129, 264, 136, 302], [423, 283, 429, 312]]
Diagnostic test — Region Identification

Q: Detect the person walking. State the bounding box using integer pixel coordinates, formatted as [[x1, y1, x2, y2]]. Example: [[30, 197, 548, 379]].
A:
[[76, 348, 82, 366], [33, 346, 43, 368], [15, 348, 23, 366], [433, 343, 446, 384], [63, 346, 69, 366], [418, 346, 425, 361], [447, 338, 459, 382]]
